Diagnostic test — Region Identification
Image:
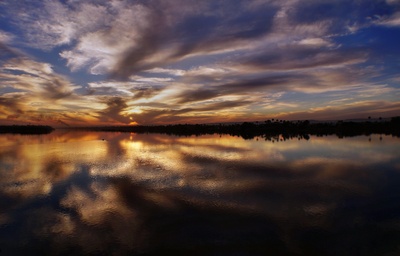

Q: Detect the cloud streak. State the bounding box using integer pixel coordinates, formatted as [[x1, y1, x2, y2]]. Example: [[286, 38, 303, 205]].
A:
[[0, 0, 399, 125]]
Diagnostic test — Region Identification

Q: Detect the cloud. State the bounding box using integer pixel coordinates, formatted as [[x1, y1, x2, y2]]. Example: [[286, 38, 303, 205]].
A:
[[0, 40, 23, 63], [130, 87, 164, 101], [87, 80, 165, 100], [0, 55, 89, 125], [175, 61, 374, 103], [97, 97, 131, 124], [4, 0, 394, 78], [0, 30, 14, 44], [285, 0, 395, 30], [60, 2, 152, 75], [2, 0, 110, 49], [145, 68, 186, 77], [237, 44, 368, 72], [128, 99, 252, 125], [174, 72, 295, 105], [1, 58, 79, 100], [372, 0, 400, 27], [0, 0, 398, 125], [374, 12, 400, 27], [3, 0, 279, 77], [297, 38, 334, 47], [0, 93, 25, 118], [108, 0, 279, 78], [176, 89, 221, 104], [278, 101, 400, 120]]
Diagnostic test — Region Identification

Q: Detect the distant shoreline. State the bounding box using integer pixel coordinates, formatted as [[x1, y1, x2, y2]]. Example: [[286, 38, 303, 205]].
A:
[[63, 117, 400, 139], [0, 125, 54, 135], [1, 117, 399, 138]]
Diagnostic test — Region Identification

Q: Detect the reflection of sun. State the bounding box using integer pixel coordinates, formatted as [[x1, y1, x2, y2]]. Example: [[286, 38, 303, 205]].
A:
[[121, 140, 144, 151]]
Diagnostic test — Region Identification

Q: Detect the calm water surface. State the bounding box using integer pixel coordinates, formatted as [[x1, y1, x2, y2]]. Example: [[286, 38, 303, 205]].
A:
[[0, 131, 399, 255]]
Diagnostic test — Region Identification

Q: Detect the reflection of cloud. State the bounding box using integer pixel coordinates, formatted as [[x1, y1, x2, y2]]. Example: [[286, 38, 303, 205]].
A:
[[61, 184, 135, 225], [1, 132, 400, 254], [0, 133, 110, 202]]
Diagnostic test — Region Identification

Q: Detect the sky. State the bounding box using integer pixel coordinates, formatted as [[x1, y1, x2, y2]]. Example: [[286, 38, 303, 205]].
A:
[[0, 0, 399, 126]]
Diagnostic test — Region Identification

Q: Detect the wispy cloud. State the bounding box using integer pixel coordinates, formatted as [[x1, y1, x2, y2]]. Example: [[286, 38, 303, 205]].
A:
[[0, 0, 398, 125], [279, 101, 400, 120]]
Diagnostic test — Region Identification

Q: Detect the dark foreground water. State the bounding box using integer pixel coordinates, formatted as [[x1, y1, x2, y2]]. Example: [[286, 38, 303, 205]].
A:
[[0, 131, 399, 255]]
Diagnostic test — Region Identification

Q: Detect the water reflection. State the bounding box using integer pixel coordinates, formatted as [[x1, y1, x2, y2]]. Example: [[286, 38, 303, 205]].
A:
[[0, 131, 400, 255]]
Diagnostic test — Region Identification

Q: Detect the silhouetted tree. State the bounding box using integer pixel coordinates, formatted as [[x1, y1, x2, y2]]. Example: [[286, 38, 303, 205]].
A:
[[0, 125, 54, 134]]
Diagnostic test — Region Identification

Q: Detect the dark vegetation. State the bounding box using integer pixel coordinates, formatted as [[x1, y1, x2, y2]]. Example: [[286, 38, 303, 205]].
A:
[[72, 116, 400, 140], [0, 125, 54, 134], [2, 117, 399, 138]]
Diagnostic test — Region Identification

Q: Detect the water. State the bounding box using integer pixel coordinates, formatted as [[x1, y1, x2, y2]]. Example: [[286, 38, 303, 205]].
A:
[[0, 131, 399, 255]]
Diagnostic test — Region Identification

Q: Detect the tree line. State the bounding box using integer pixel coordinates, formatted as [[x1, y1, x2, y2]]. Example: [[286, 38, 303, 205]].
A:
[[0, 125, 54, 134], [2, 117, 399, 138], [72, 117, 400, 140]]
